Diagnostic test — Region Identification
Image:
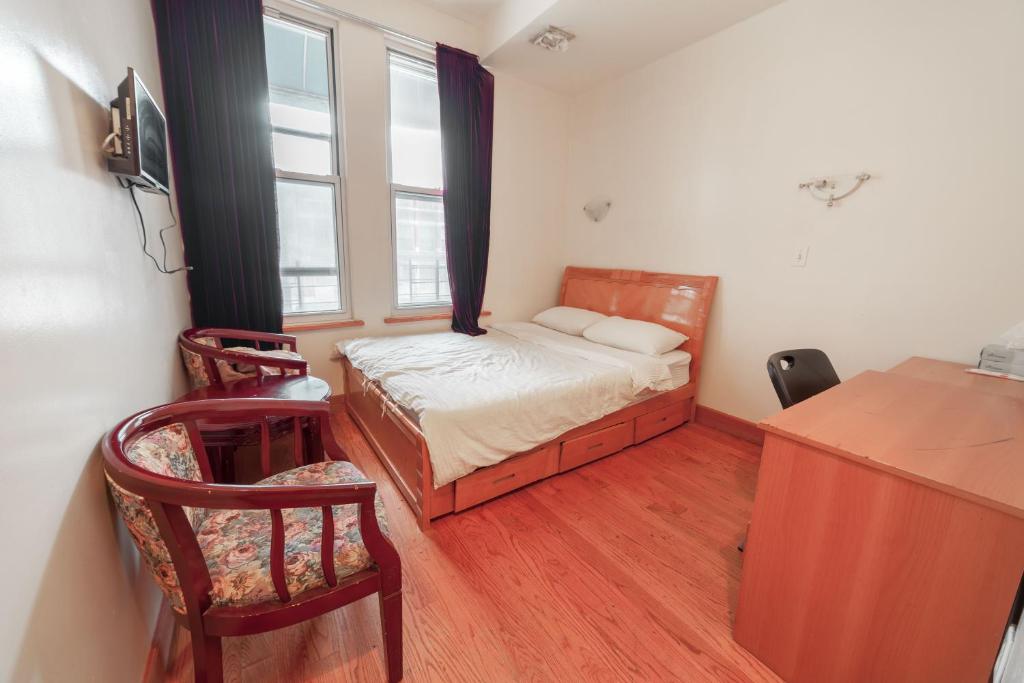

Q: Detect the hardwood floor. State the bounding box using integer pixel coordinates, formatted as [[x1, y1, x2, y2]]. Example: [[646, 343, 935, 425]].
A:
[[159, 408, 779, 682]]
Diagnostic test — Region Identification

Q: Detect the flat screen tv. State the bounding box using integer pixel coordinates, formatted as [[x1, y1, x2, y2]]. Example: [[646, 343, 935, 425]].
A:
[[107, 67, 170, 194]]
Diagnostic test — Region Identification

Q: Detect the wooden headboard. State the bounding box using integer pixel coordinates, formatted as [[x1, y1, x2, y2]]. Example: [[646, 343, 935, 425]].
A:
[[559, 266, 719, 385]]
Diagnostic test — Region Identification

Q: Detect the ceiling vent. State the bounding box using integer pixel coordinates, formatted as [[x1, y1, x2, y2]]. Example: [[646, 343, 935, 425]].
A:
[[530, 25, 575, 52]]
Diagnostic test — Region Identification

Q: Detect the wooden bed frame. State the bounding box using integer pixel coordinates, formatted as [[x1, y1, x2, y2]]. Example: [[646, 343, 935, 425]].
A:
[[342, 267, 718, 530]]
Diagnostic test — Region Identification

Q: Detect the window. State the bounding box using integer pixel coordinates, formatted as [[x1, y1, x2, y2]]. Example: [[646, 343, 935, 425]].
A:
[[387, 51, 450, 309], [264, 13, 346, 316]]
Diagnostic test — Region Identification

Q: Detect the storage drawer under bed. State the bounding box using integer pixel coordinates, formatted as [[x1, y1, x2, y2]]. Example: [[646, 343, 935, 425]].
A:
[[635, 401, 688, 442], [454, 444, 559, 512], [559, 420, 635, 472]]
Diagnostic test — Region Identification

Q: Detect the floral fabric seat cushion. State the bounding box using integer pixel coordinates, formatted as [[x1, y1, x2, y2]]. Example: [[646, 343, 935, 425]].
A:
[[196, 460, 389, 608]]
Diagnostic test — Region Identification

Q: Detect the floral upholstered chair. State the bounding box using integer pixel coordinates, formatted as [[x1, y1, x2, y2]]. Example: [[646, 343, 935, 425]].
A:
[[179, 328, 309, 391], [103, 399, 402, 683]]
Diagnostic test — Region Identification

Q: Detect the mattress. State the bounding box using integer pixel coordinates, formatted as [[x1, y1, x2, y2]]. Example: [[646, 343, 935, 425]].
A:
[[339, 322, 691, 487]]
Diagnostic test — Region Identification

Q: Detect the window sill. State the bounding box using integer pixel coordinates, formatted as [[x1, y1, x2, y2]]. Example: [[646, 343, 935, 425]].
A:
[[384, 310, 492, 325], [284, 319, 366, 333]]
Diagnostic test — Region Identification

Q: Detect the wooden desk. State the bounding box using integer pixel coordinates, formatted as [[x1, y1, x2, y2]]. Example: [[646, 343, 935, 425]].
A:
[[734, 359, 1024, 683], [890, 355, 1024, 400]]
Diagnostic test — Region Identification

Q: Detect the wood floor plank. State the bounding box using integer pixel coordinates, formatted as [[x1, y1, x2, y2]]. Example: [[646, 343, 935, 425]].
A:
[[456, 502, 694, 680], [157, 409, 779, 682]]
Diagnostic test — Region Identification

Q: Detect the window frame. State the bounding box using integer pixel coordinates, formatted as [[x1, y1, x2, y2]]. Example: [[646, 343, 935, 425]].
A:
[[265, 3, 353, 323], [385, 46, 451, 314]]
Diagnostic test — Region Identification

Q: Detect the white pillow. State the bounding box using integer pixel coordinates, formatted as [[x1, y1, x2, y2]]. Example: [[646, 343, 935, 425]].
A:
[[582, 316, 688, 355], [532, 306, 607, 336]]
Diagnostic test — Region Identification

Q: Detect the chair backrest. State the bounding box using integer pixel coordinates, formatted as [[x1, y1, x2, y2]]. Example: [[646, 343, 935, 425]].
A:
[[767, 349, 841, 409], [179, 328, 306, 391], [103, 398, 333, 615], [178, 331, 251, 390], [179, 335, 215, 388], [105, 421, 208, 614]]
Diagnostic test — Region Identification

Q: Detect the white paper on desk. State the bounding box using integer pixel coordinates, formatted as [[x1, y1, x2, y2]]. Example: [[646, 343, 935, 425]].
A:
[[966, 367, 1024, 382], [995, 320, 1024, 350]]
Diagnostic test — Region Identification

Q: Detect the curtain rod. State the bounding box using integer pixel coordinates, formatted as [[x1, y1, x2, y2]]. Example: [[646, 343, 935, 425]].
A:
[[287, 0, 437, 50]]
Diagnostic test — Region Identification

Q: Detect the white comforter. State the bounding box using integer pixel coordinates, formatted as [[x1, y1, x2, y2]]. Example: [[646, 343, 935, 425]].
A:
[[339, 322, 689, 488]]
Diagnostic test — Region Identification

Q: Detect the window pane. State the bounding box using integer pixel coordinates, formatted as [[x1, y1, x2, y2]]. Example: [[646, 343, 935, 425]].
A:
[[394, 192, 450, 307], [388, 52, 442, 190], [264, 16, 334, 175], [269, 97, 330, 136], [264, 14, 347, 316], [277, 179, 342, 314], [272, 132, 331, 175]]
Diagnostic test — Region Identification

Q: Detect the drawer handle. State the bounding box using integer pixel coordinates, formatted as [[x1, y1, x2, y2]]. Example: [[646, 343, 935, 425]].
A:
[[657, 416, 669, 423], [587, 441, 605, 451], [493, 473, 516, 485]]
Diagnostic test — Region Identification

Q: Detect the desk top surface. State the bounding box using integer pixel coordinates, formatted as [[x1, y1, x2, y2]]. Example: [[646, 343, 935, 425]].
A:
[[889, 356, 1024, 400], [760, 358, 1024, 518]]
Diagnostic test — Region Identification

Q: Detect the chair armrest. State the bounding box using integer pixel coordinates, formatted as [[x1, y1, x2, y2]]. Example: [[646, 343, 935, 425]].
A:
[[192, 345, 309, 372], [199, 328, 298, 351], [204, 480, 378, 510], [106, 461, 377, 510]]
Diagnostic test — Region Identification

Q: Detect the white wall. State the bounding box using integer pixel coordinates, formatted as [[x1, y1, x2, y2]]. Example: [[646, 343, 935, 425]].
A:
[[290, 0, 570, 393], [0, 0, 192, 680], [563, 0, 1024, 421]]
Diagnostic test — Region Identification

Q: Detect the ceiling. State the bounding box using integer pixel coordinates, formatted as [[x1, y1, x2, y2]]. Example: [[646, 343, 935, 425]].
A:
[[415, 0, 504, 25], [465, 0, 785, 94]]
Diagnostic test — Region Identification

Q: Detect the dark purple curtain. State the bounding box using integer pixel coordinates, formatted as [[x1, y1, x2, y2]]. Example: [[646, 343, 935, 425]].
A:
[[436, 44, 494, 336], [152, 0, 282, 333]]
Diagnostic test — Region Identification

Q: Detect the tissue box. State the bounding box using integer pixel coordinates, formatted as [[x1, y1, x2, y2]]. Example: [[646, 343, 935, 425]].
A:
[[980, 344, 1024, 375]]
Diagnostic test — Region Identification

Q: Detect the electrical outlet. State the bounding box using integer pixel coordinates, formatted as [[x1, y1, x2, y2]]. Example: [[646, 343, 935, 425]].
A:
[[792, 245, 810, 268]]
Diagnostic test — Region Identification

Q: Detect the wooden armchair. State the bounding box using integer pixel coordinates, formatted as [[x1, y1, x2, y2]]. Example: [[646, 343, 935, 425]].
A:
[[103, 399, 402, 683], [179, 327, 309, 391]]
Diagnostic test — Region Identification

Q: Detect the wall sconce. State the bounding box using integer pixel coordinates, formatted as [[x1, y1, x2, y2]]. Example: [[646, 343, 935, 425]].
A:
[[799, 173, 872, 207], [583, 199, 612, 222]]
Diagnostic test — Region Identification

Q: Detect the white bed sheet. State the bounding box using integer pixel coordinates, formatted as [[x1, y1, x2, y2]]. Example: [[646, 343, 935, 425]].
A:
[[667, 352, 691, 389], [339, 322, 690, 487], [492, 322, 691, 390]]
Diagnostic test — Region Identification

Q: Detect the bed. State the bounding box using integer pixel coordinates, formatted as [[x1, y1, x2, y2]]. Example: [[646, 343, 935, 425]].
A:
[[339, 267, 718, 530]]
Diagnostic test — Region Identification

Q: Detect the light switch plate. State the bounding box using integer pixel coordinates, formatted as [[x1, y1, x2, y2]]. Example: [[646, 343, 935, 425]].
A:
[[792, 245, 810, 268]]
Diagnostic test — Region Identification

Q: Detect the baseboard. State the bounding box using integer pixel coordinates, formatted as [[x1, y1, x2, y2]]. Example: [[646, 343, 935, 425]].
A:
[[694, 405, 764, 446], [142, 599, 177, 683]]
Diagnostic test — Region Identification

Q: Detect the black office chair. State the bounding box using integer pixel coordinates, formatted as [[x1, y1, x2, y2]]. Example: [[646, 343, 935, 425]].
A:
[[739, 349, 841, 553], [766, 349, 841, 409]]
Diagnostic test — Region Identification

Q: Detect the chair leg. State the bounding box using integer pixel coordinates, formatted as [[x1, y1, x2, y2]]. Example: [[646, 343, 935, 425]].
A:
[[306, 416, 324, 463], [206, 446, 223, 482], [221, 446, 236, 483], [191, 633, 223, 683], [378, 589, 403, 682]]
